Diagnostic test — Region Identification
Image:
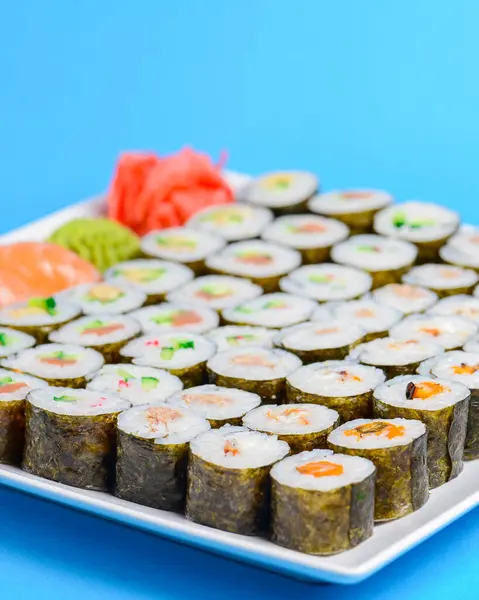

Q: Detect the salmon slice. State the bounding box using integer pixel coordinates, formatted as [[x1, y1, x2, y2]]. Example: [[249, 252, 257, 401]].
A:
[[0, 382, 28, 394], [172, 311, 202, 327], [406, 381, 448, 400], [224, 440, 240, 456], [231, 355, 274, 368], [81, 324, 125, 336], [345, 422, 405, 440], [452, 363, 479, 375], [296, 461, 344, 477]]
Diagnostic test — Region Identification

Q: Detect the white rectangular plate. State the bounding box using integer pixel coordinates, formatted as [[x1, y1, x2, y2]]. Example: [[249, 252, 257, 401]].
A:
[[1, 171, 477, 585]]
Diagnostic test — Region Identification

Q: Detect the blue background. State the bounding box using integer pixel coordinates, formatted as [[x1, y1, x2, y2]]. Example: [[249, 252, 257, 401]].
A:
[[2, 0, 479, 597]]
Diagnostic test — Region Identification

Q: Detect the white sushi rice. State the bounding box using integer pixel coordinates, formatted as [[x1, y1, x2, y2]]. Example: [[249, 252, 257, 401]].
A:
[[118, 403, 210, 445], [206, 240, 301, 279], [167, 385, 261, 421], [0, 327, 36, 357], [428, 295, 479, 324], [187, 203, 273, 241], [140, 227, 225, 263], [328, 418, 426, 450], [279, 264, 372, 302], [390, 314, 478, 350], [287, 362, 386, 397], [308, 189, 393, 215], [49, 315, 141, 347], [130, 303, 219, 334], [0, 367, 48, 402], [275, 320, 365, 352], [2, 344, 104, 380], [430, 351, 479, 390], [374, 201, 459, 243], [207, 347, 302, 382], [402, 264, 478, 291], [350, 337, 444, 367], [65, 282, 146, 315], [243, 403, 338, 435], [439, 225, 479, 268], [0, 297, 80, 327], [270, 449, 375, 492], [190, 425, 290, 469], [261, 214, 349, 249], [166, 275, 263, 310], [244, 171, 319, 209], [105, 259, 194, 296], [222, 293, 316, 329], [371, 283, 438, 315], [464, 337, 479, 353], [328, 299, 403, 334], [86, 364, 183, 405], [331, 234, 418, 272], [439, 244, 479, 270], [27, 387, 130, 416], [206, 326, 277, 352], [311, 305, 333, 320]]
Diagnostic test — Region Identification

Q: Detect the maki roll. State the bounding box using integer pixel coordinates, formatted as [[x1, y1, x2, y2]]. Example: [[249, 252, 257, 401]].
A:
[[242, 171, 319, 215], [0, 296, 81, 343], [274, 320, 365, 363], [371, 283, 438, 315], [328, 299, 403, 341], [186, 425, 289, 534], [23, 387, 130, 490], [261, 214, 349, 264], [280, 264, 372, 302], [286, 362, 385, 421], [308, 189, 393, 233], [207, 347, 302, 403], [115, 404, 210, 510], [206, 325, 277, 352], [0, 326, 36, 358], [205, 240, 301, 293], [389, 314, 477, 350], [270, 449, 375, 555], [0, 368, 47, 466], [131, 303, 219, 335], [140, 227, 225, 275], [373, 375, 470, 488], [328, 418, 428, 520], [166, 275, 263, 312], [104, 259, 194, 305], [2, 343, 104, 388], [416, 350, 465, 377], [428, 294, 479, 325], [221, 293, 316, 330], [167, 384, 261, 427], [187, 203, 273, 241], [402, 264, 478, 298], [120, 332, 216, 388], [243, 403, 339, 453], [374, 201, 459, 261], [439, 225, 479, 271], [86, 364, 183, 405], [48, 315, 141, 363], [65, 282, 146, 315]]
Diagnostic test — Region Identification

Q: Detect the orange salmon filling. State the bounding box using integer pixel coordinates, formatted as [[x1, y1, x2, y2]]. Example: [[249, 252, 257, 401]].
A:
[[296, 460, 344, 477], [391, 285, 426, 299], [236, 253, 273, 265], [147, 406, 182, 430], [0, 382, 28, 394], [340, 191, 373, 200], [82, 323, 125, 336], [388, 339, 419, 350], [452, 363, 479, 375], [231, 355, 275, 368], [224, 440, 240, 456], [419, 327, 441, 337], [293, 222, 327, 234], [315, 327, 339, 335], [338, 370, 361, 382], [183, 393, 232, 406], [439, 269, 461, 279], [344, 421, 405, 440], [406, 381, 448, 400], [267, 407, 310, 425], [355, 308, 375, 318]]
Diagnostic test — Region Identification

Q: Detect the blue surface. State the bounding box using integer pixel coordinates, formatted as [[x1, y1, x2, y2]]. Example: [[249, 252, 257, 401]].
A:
[[2, 0, 479, 597]]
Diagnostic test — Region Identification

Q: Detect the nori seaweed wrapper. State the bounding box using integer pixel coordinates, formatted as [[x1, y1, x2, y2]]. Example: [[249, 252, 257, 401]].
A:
[[414, 236, 456, 263], [0, 400, 25, 466], [369, 265, 411, 290], [464, 388, 479, 460], [42, 375, 90, 389], [208, 369, 287, 404], [278, 342, 360, 365], [143, 292, 168, 306], [433, 285, 477, 299], [298, 246, 331, 265], [378, 362, 423, 380], [325, 209, 379, 234], [166, 362, 207, 389], [264, 426, 338, 454]]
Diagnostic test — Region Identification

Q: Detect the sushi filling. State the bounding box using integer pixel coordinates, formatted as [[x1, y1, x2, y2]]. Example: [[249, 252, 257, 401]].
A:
[[429, 295, 479, 324], [390, 314, 478, 350], [65, 282, 146, 315], [206, 326, 277, 351], [243, 404, 338, 436], [131, 303, 219, 334], [430, 352, 479, 389], [105, 259, 194, 296], [329, 418, 426, 450], [244, 171, 318, 209], [371, 283, 438, 314], [49, 315, 141, 347], [141, 227, 225, 263], [187, 203, 273, 241], [275, 320, 365, 351], [350, 337, 444, 367]]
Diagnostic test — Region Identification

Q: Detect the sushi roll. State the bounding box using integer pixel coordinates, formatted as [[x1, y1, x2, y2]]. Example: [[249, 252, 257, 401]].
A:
[[280, 264, 372, 302], [402, 264, 478, 298], [328, 299, 403, 341], [389, 314, 477, 350], [65, 282, 146, 315], [416, 350, 466, 377], [86, 364, 183, 405], [115, 404, 210, 510], [130, 303, 219, 335], [428, 294, 479, 325], [186, 203, 273, 241], [371, 283, 438, 315], [120, 332, 216, 388], [205, 240, 301, 293], [0, 326, 36, 358], [274, 320, 366, 363], [140, 227, 225, 275], [167, 384, 261, 428], [242, 171, 319, 215], [350, 337, 444, 379], [261, 214, 349, 264], [373, 375, 470, 488], [439, 225, 479, 271], [243, 403, 339, 453], [0, 296, 81, 343], [104, 259, 194, 305], [270, 449, 375, 555], [0, 368, 47, 466], [328, 418, 428, 521], [286, 362, 386, 422], [23, 387, 130, 490], [166, 275, 263, 311], [331, 234, 418, 289], [48, 315, 141, 363], [221, 293, 316, 330], [186, 425, 289, 534], [207, 347, 302, 403], [2, 343, 104, 388], [308, 189, 393, 233], [374, 201, 460, 261], [206, 326, 277, 352]]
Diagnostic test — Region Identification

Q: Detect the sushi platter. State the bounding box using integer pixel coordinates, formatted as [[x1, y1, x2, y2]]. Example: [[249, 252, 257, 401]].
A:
[[2, 159, 479, 585]]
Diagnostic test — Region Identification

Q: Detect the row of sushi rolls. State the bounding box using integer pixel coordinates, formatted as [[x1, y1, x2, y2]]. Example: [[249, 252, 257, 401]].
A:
[[4, 153, 479, 558]]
